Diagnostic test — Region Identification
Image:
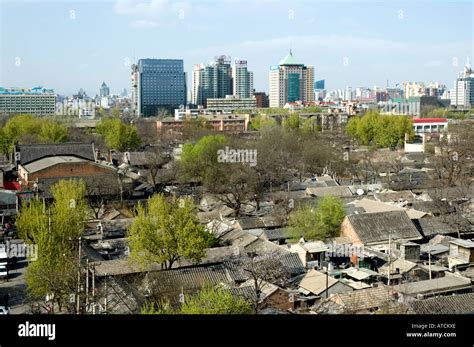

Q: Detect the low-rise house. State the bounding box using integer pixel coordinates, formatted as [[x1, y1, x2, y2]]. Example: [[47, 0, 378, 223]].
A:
[[407, 292, 474, 314], [340, 267, 379, 284], [315, 285, 402, 314], [374, 190, 416, 205], [413, 216, 460, 238], [393, 273, 472, 300], [448, 238, 474, 269], [379, 258, 418, 284], [340, 210, 423, 247], [305, 186, 353, 198], [289, 241, 328, 268], [296, 269, 353, 298]]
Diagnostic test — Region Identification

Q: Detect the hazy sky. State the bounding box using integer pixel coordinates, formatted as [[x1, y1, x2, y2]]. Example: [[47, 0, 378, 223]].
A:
[[0, 0, 473, 96]]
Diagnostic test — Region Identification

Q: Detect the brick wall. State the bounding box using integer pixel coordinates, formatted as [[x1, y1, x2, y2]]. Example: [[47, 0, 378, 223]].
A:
[[27, 162, 116, 184], [340, 217, 363, 245]]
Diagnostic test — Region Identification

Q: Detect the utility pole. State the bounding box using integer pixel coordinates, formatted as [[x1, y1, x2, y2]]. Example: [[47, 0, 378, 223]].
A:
[[85, 259, 89, 312], [76, 237, 82, 314], [92, 265, 96, 315], [428, 245, 432, 280], [387, 231, 392, 286], [104, 273, 108, 314]]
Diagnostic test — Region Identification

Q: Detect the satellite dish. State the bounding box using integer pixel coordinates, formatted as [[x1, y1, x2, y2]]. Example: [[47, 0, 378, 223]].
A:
[[356, 189, 365, 196]]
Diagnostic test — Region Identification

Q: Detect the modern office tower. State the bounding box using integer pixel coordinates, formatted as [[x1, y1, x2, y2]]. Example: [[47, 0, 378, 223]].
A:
[[314, 80, 325, 90], [269, 50, 314, 108], [305, 66, 315, 102], [131, 58, 186, 117], [232, 60, 254, 99], [451, 62, 474, 108], [192, 55, 233, 107], [0, 86, 56, 116], [100, 82, 110, 98]]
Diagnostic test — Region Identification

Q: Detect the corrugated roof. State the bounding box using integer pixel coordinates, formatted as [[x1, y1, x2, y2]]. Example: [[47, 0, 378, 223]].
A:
[[330, 285, 394, 312], [297, 269, 339, 295]]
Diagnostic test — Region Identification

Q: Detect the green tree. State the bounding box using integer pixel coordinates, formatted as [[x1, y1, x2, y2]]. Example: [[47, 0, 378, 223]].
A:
[[128, 194, 212, 269], [180, 134, 228, 184], [250, 114, 277, 130], [16, 179, 88, 313], [39, 119, 68, 143], [96, 118, 140, 151], [180, 286, 252, 314], [346, 110, 414, 149], [142, 286, 252, 314], [286, 196, 345, 240], [282, 113, 300, 130]]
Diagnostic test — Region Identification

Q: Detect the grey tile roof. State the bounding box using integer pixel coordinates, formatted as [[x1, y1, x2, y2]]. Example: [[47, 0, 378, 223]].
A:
[[306, 186, 353, 198], [346, 211, 422, 244], [330, 285, 395, 312], [413, 217, 459, 237], [374, 190, 415, 203], [17, 143, 95, 165], [408, 293, 474, 314]]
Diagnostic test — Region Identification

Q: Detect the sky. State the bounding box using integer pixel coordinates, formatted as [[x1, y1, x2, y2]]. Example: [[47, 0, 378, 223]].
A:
[[0, 0, 473, 96]]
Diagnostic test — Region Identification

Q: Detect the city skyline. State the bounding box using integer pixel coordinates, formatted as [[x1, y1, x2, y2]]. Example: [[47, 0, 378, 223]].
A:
[[0, 0, 473, 96]]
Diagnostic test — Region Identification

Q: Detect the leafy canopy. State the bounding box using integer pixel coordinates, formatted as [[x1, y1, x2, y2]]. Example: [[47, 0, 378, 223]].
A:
[[286, 196, 345, 241], [96, 118, 140, 151], [128, 194, 214, 269]]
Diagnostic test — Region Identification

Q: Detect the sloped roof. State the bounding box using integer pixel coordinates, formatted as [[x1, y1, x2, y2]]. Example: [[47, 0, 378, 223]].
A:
[[297, 269, 339, 295], [393, 274, 472, 295], [23, 156, 88, 173], [379, 258, 418, 276], [306, 186, 353, 198], [17, 143, 95, 165], [279, 50, 303, 66], [346, 211, 422, 244], [374, 191, 415, 203], [408, 293, 474, 314], [330, 285, 394, 312], [413, 216, 459, 237]]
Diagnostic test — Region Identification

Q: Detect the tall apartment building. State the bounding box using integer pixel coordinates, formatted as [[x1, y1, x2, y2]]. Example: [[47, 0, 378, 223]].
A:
[[131, 59, 186, 117], [192, 55, 233, 107], [451, 63, 474, 108], [269, 50, 314, 108], [232, 60, 254, 99], [0, 87, 56, 116]]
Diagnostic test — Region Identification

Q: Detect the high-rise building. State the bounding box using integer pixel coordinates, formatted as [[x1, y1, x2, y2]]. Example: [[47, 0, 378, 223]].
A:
[[0, 87, 56, 116], [269, 50, 314, 108], [314, 80, 325, 90], [450, 62, 474, 109], [192, 55, 233, 107], [131, 59, 186, 117], [100, 82, 110, 98], [232, 60, 254, 99]]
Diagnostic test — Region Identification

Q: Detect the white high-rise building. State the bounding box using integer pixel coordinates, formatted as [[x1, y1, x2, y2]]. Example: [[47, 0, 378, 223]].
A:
[[232, 60, 254, 99], [269, 50, 314, 108], [451, 61, 474, 108]]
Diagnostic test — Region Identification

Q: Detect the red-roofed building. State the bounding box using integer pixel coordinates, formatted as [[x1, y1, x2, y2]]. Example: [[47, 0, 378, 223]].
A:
[[413, 118, 448, 133]]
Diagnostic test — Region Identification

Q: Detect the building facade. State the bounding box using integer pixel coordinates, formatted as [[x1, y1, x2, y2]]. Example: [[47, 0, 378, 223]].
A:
[[206, 96, 257, 113], [232, 60, 254, 99], [192, 55, 233, 107], [254, 92, 269, 108], [0, 87, 56, 116], [451, 64, 474, 109], [269, 51, 314, 108], [131, 59, 186, 117], [100, 82, 110, 98]]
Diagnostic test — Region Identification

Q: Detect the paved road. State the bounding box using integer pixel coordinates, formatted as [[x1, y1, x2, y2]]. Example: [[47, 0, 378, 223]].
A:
[[0, 242, 30, 314]]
